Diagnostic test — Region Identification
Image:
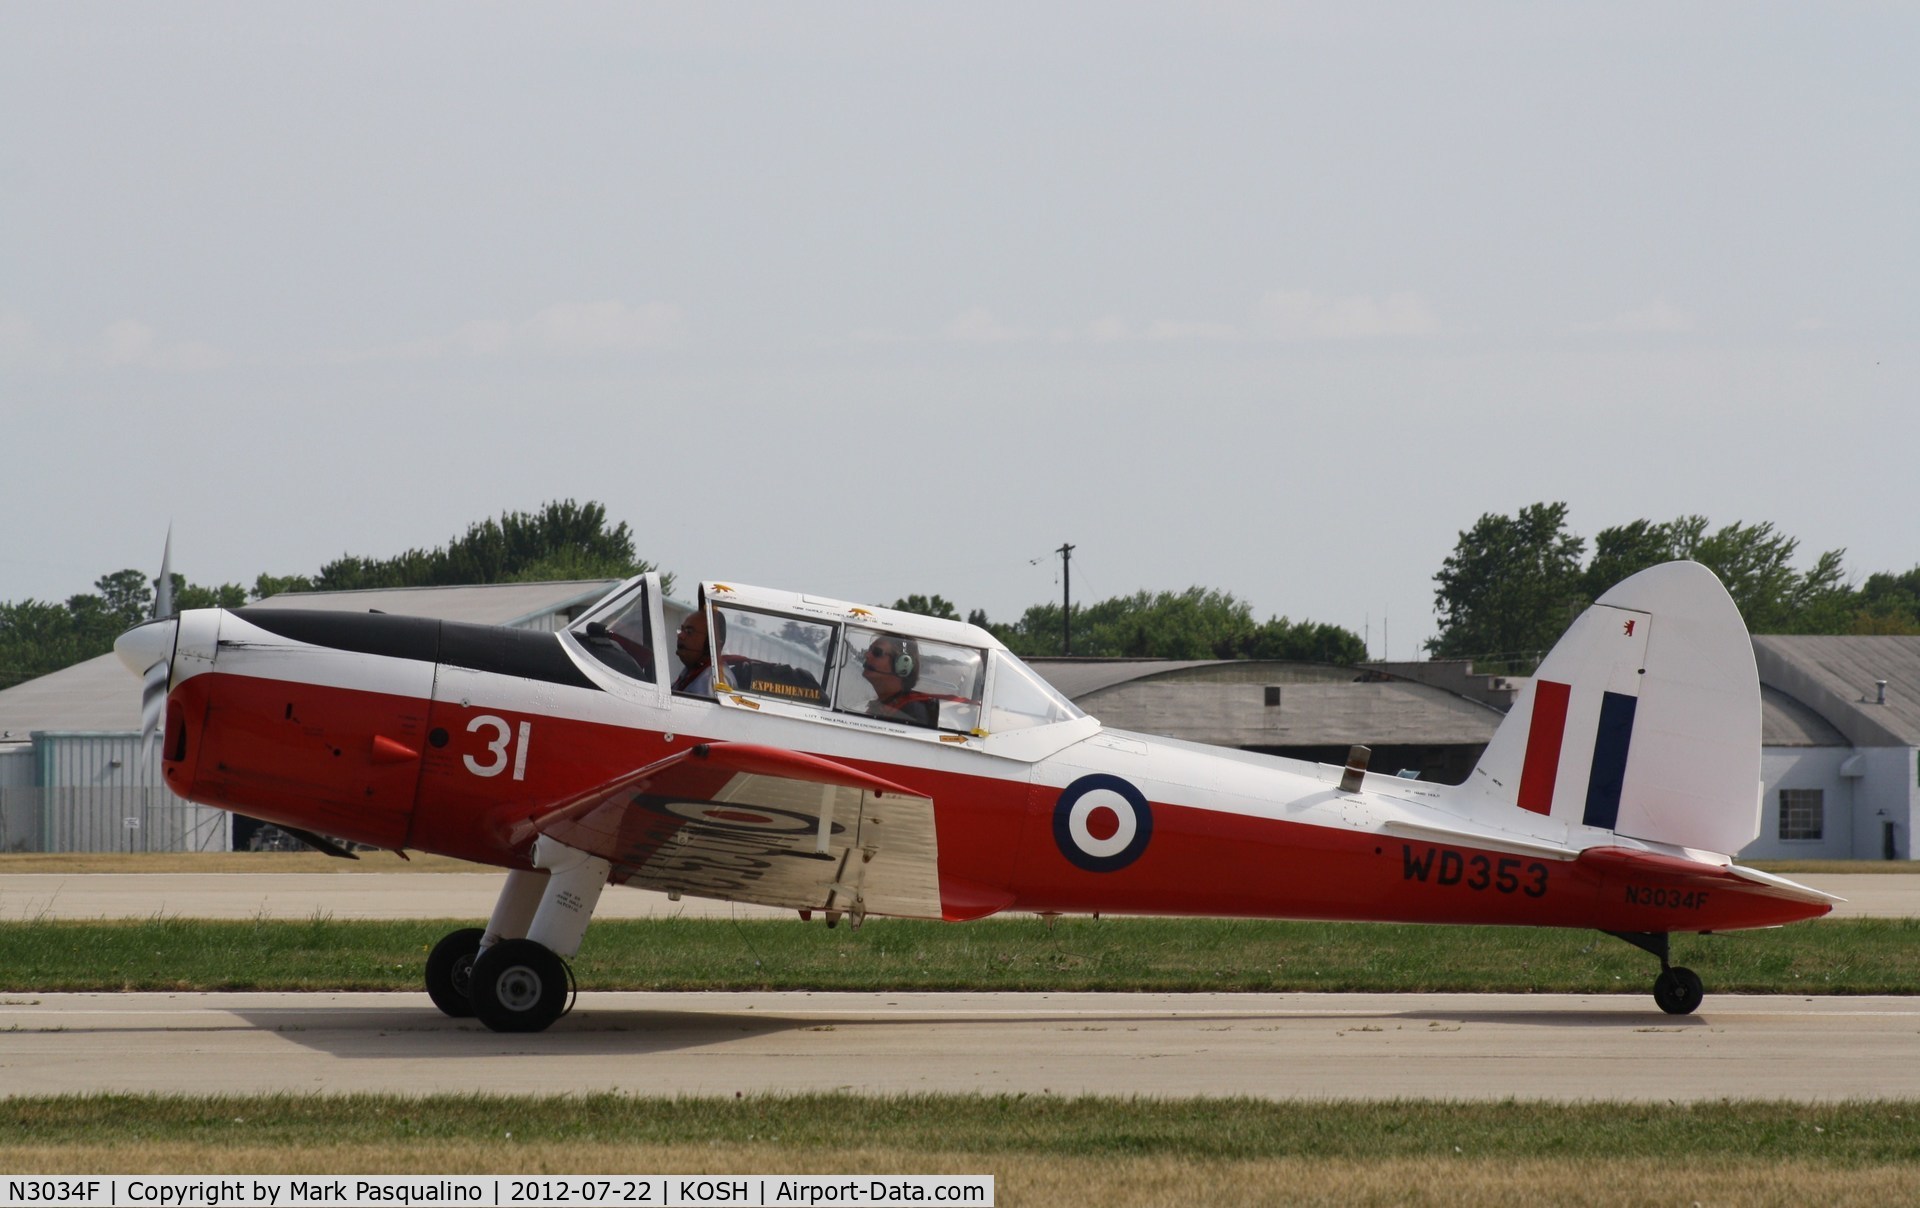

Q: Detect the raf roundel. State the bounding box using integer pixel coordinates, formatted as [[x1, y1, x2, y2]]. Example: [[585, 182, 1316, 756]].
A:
[[644, 798, 845, 839], [1052, 774, 1153, 873]]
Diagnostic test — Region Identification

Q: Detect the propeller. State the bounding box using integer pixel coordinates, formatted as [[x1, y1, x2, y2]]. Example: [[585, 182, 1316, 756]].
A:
[[139, 656, 169, 751], [116, 528, 179, 754], [154, 526, 173, 627]]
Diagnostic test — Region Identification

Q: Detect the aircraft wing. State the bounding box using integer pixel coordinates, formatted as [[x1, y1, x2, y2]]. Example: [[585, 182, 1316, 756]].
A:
[[513, 742, 943, 919]]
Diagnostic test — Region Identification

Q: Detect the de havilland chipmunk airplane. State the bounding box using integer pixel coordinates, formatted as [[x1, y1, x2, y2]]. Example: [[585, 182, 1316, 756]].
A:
[[112, 560, 1836, 1032]]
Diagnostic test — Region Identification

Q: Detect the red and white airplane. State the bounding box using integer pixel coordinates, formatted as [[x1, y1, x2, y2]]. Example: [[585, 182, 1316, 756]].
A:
[[114, 561, 1835, 1032]]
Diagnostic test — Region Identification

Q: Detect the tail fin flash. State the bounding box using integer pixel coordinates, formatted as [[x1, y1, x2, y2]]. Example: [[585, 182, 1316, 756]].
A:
[[1466, 561, 1761, 855]]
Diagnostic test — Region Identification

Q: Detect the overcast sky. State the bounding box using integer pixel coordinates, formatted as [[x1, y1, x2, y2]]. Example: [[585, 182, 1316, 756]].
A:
[[3, 3, 1913, 659]]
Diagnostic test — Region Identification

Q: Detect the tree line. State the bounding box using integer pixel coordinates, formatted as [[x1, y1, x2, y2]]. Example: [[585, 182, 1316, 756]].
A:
[[0, 501, 656, 689], [6, 497, 1916, 691], [1427, 502, 1920, 670], [888, 590, 1369, 664]]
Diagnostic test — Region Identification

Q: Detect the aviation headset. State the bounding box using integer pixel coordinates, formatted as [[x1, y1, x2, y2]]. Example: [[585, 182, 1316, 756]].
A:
[[871, 637, 916, 680]]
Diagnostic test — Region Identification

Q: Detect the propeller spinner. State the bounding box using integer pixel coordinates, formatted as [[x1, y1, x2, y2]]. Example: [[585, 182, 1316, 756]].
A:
[[115, 618, 178, 750]]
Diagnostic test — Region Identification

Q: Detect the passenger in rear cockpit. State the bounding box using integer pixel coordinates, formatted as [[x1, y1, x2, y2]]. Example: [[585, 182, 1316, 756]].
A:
[[861, 637, 939, 727]]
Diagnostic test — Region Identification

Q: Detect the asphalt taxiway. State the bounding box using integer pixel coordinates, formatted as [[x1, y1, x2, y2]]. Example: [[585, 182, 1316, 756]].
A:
[[3, 990, 1917, 1100]]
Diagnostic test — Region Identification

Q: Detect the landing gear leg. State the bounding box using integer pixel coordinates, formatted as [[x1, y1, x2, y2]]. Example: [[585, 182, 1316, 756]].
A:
[[1605, 930, 1705, 1016], [469, 837, 610, 1034]]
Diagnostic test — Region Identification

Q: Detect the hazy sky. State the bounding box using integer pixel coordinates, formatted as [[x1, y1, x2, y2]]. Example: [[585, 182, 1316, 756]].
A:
[[3, 4, 1914, 659]]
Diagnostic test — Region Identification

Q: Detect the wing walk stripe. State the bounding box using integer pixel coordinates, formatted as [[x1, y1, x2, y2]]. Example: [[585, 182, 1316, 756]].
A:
[[1516, 679, 1572, 816], [1581, 690, 1638, 831]]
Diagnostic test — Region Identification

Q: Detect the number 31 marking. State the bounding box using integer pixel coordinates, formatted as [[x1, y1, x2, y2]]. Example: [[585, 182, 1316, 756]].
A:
[[464, 715, 532, 780]]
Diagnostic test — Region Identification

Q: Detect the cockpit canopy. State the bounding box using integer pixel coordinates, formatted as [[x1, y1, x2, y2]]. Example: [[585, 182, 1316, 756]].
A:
[[568, 578, 1084, 740]]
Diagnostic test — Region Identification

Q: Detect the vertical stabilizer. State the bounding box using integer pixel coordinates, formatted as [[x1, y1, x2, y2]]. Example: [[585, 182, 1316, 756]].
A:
[[1461, 561, 1761, 856]]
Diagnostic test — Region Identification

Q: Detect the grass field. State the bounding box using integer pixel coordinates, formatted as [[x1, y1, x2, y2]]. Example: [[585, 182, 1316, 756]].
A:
[[0, 914, 1913, 994], [3, 1095, 1918, 1205]]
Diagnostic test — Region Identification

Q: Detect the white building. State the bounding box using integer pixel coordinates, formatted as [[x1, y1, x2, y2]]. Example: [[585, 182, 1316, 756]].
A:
[[1745, 636, 1920, 861]]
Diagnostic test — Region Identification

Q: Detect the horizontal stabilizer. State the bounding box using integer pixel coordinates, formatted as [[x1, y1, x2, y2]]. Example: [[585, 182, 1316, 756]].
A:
[[1378, 818, 1575, 862], [1576, 846, 1841, 907]]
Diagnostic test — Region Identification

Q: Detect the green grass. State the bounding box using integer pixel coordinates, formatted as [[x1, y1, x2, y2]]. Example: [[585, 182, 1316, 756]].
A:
[[0, 1094, 1915, 1163], [1, 915, 1915, 994]]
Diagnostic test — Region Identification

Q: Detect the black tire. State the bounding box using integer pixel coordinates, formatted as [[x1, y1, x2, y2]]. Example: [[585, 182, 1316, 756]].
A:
[[1653, 966, 1705, 1016], [424, 927, 485, 1018], [469, 938, 570, 1033]]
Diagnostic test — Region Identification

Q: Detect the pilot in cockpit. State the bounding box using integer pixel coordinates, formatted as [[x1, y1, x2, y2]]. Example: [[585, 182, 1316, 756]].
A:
[[861, 636, 939, 727], [672, 609, 727, 697]]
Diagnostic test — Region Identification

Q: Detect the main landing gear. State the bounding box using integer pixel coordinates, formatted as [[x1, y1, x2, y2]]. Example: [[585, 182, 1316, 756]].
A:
[[1606, 930, 1706, 1015], [425, 836, 610, 1033]]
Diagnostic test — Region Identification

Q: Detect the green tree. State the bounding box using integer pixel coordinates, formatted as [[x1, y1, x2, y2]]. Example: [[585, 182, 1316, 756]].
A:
[[892, 595, 961, 621], [1581, 516, 1853, 635], [293, 500, 661, 593], [1234, 617, 1370, 664], [1440, 506, 1863, 662], [988, 587, 1366, 664], [1428, 502, 1587, 663], [168, 575, 248, 611], [252, 572, 316, 601], [1852, 567, 1920, 634], [94, 569, 153, 628], [0, 599, 101, 688], [1581, 519, 1681, 604], [0, 502, 673, 689], [1668, 518, 1851, 634]]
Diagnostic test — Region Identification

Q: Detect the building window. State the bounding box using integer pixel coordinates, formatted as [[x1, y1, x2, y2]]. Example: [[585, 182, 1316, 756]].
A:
[[1779, 789, 1824, 842]]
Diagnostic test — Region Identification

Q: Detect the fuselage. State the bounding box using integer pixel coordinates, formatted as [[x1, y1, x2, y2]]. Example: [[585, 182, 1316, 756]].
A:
[[131, 594, 1830, 937]]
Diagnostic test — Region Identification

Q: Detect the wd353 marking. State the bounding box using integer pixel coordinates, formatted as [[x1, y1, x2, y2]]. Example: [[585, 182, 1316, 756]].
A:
[[1401, 845, 1548, 897]]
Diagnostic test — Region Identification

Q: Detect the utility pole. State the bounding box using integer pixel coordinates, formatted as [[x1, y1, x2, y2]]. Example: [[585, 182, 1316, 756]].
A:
[[1057, 542, 1075, 655]]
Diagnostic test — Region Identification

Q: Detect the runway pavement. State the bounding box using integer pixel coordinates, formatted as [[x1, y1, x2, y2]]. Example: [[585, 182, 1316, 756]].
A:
[[3, 989, 1917, 1101], [1, 871, 1913, 920]]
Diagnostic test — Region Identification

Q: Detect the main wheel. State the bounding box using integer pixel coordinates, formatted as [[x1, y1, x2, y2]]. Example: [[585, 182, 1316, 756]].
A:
[[424, 927, 485, 1018], [469, 938, 571, 1033], [1653, 966, 1705, 1015]]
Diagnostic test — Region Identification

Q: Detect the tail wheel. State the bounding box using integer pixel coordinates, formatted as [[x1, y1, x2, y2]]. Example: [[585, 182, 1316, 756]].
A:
[[424, 927, 485, 1018], [470, 938, 572, 1033], [1653, 966, 1705, 1015]]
